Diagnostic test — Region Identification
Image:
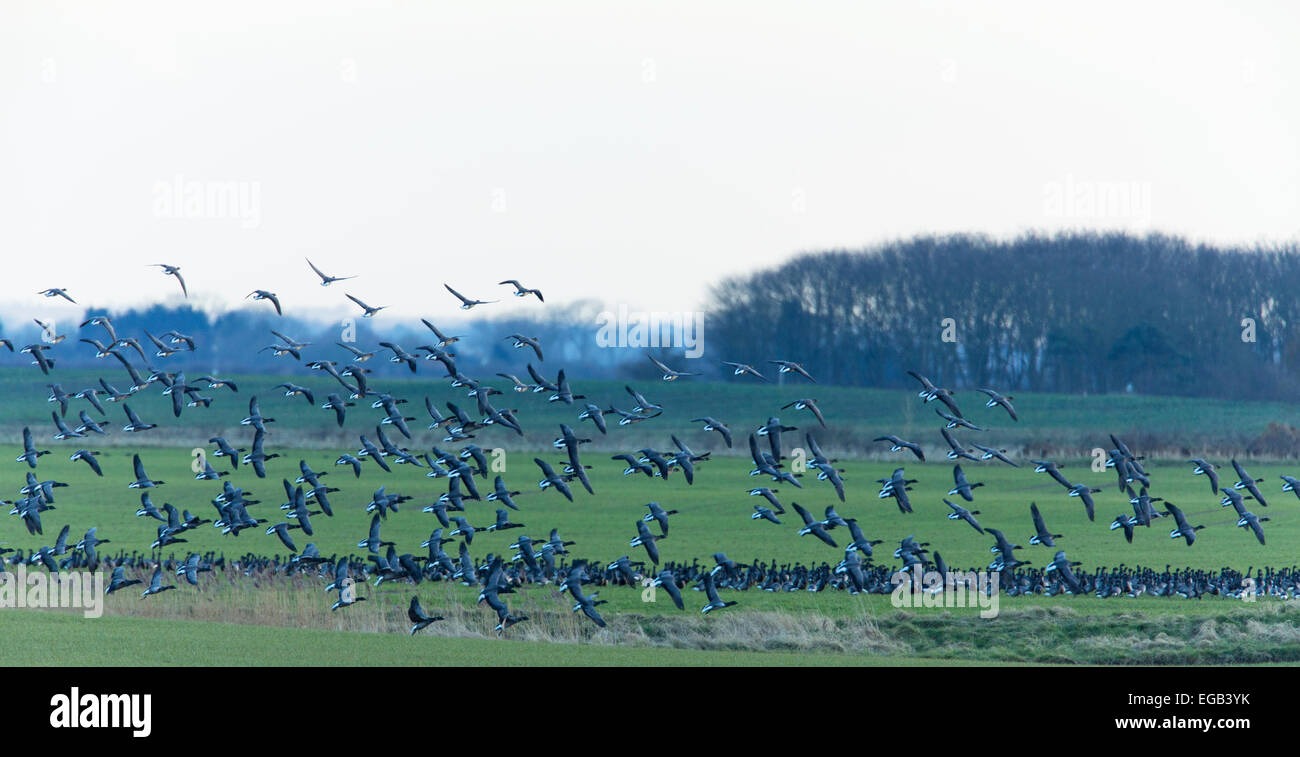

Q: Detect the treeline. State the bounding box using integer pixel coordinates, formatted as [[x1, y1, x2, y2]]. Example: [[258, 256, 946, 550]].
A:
[[707, 231, 1300, 399]]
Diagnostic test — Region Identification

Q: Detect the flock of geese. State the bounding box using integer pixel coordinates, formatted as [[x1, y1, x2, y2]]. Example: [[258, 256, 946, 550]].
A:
[[5, 260, 1298, 639]]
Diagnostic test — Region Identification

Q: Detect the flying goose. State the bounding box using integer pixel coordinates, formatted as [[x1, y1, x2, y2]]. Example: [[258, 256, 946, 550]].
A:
[[783, 398, 826, 427], [444, 284, 497, 310], [505, 334, 543, 361], [768, 360, 816, 383], [1162, 502, 1204, 546], [1237, 510, 1269, 545], [407, 596, 444, 634], [50, 412, 83, 440], [306, 257, 356, 286], [873, 434, 925, 461], [791, 502, 838, 548], [38, 288, 76, 304], [906, 370, 962, 417], [630, 520, 665, 564], [935, 408, 981, 430], [17, 427, 49, 468], [691, 417, 732, 447], [970, 443, 1018, 467], [247, 289, 283, 315], [948, 465, 984, 502], [121, 403, 156, 432], [1028, 502, 1062, 547], [153, 264, 188, 296], [940, 428, 978, 461], [976, 388, 1018, 421], [1189, 459, 1220, 494], [647, 354, 699, 381], [69, 449, 103, 476], [498, 279, 544, 302], [945, 499, 983, 533], [700, 572, 737, 614], [1230, 459, 1269, 507], [345, 293, 387, 318], [128, 454, 165, 489], [721, 362, 768, 381]]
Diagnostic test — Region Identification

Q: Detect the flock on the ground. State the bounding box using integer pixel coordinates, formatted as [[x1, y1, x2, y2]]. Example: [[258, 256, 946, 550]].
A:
[[7, 265, 1299, 638]]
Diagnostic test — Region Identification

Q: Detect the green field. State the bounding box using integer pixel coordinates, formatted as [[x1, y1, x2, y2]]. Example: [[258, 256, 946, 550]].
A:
[[7, 367, 1300, 665]]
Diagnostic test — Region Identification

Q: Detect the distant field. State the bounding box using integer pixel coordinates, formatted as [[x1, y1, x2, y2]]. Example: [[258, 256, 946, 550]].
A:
[[2, 366, 1298, 459]]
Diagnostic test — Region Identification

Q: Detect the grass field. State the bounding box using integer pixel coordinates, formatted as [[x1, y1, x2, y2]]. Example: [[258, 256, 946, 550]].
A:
[[7, 366, 1300, 665]]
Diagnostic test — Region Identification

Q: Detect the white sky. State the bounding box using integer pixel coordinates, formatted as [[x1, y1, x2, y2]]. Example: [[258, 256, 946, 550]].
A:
[[1, 0, 1296, 324]]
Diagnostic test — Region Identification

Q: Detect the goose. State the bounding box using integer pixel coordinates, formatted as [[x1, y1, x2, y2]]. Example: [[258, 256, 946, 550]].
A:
[[421, 319, 464, 347], [1162, 502, 1204, 546], [945, 499, 984, 533], [38, 288, 76, 304], [16, 427, 48, 468], [872, 434, 925, 461], [1109, 514, 1136, 542], [791, 502, 837, 548], [335, 343, 375, 362], [1045, 551, 1082, 595], [940, 428, 978, 461], [577, 403, 610, 434], [970, 443, 1018, 467], [21, 343, 56, 374], [498, 279, 544, 302], [700, 572, 737, 614], [641, 502, 678, 535], [321, 393, 353, 427], [721, 361, 768, 381], [161, 330, 197, 350], [612, 453, 654, 477], [751, 505, 781, 524], [630, 520, 665, 564], [266, 522, 300, 552], [756, 416, 796, 461], [1280, 475, 1300, 500], [935, 408, 981, 430], [80, 315, 120, 346], [769, 360, 816, 383], [50, 412, 83, 440], [505, 334, 543, 361], [783, 398, 826, 427], [141, 566, 176, 598], [345, 293, 387, 318], [1237, 511, 1269, 545], [747, 486, 785, 514], [128, 454, 164, 489], [45, 383, 73, 417], [650, 570, 686, 610], [647, 354, 699, 381], [497, 373, 534, 393], [407, 596, 444, 634], [1030, 459, 1073, 489], [144, 330, 180, 358], [246, 289, 283, 315], [1189, 459, 1220, 494], [624, 385, 662, 414], [120, 403, 155, 432], [547, 369, 585, 405], [105, 566, 143, 595], [277, 383, 315, 405], [196, 375, 239, 392], [486, 476, 520, 511], [1029, 502, 1063, 546], [533, 458, 574, 501], [208, 437, 244, 469], [243, 428, 280, 477], [906, 370, 961, 416], [69, 449, 103, 476], [1230, 459, 1269, 507], [306, 257, 356, 285], [74, 410, 107, 436], [152, 264, 188, 296], [240, 396, 275, 431], [976, 388, 1018, 421], [79, 338, 115, 358], [444, 284, 497, 310], [948, 465, 984, 502], [1067, 484, 1101, 521], [73, 386, 106, 415], [691, 416, 732, 447]]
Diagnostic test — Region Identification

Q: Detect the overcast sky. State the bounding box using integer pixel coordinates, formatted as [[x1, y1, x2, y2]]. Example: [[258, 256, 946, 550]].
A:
[[1, 1, 1295, 326]]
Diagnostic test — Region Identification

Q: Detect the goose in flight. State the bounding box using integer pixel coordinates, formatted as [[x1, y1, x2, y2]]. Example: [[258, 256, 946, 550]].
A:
[[444, 284, 497, 310], [692, 417, 732, 447], [647, 354, 699, 381], [128, 453, 165, 489], [141, 566, 176, 598], [873, 434, 924, 461], [247, 289, 283, 315], [505, 334, 543, 361], [1189, 459, 1220, 494], [421, 319, 464, 347], [106, 566, 144, 595], [153, 264, 188, 296], [51, 412, 83, 440], [38, 288, 76, 304], [630, 520, 665, 564], [721, 362, 768, 381], [306, 257, 356, 286], [1230, 459, 1269, 508], [940, 428, 979, 461], [1162, 502, 1204, 546], [1280, 475, 1300, 501], [69, 449, 103, 476], [1067, 484, 1101, 521], [768, 360, 816, 383], [791, 502, 838, 548], [1237, 510, 1269, 545], [121, 403, 156, 432], [935, 408, 981, 431], [948, 465, 984, 502], [700, 572, 737, 614], [17, 427, 49, 468], [907, 370, 962, 417], [1028, 502, 1062, 547], [945, 499, 983, 533], [345, 293, 386, 318], [970, 443, 1017, 467], [408, 596, 444, 634], [976, 388, 1018, 421], [783, 398, 826, 427], [499, 279, 544, 302]]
